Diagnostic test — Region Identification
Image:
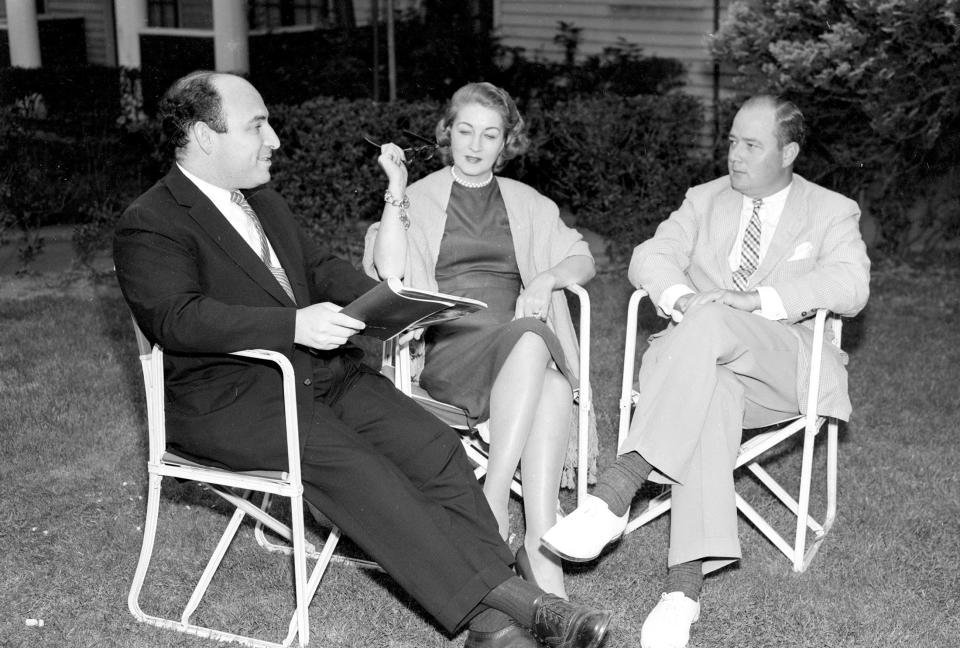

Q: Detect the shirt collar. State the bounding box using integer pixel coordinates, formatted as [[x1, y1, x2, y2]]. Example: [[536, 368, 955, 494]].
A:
[[177, 163, 235, 215], [744, 182, 792, 215]]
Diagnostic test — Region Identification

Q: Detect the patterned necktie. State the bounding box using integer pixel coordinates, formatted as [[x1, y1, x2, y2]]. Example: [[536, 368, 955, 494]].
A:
[[732, 198, 763, 291], [230, 191, 296, 303]]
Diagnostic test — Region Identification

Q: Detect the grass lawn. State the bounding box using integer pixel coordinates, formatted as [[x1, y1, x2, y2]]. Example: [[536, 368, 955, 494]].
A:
[[2, 261, 959, 648]]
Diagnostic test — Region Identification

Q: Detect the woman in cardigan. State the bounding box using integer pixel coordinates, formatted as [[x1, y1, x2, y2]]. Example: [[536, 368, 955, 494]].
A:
[[364, 82, 596, 597]]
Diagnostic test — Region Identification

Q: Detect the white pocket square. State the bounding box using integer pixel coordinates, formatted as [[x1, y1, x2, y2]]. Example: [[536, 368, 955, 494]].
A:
[[788, 242, 813, 261]]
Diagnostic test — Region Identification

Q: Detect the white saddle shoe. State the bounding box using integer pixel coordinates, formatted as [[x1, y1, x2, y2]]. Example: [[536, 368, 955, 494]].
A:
[[540, 494, 628, 562], [640, 592, 700, 648]]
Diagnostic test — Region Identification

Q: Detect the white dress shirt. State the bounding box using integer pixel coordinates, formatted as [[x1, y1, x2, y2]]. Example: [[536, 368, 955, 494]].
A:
[[178, 164, 281, 267], [660, 182, 792, 322]]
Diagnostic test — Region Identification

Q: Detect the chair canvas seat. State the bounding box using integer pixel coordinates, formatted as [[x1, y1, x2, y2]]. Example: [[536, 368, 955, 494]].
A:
[[617, 290, 841, 572], [162, 450, 288, 480]]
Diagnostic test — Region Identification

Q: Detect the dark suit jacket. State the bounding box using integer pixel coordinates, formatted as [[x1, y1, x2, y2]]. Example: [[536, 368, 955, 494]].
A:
[[114, 166, 378, 470]]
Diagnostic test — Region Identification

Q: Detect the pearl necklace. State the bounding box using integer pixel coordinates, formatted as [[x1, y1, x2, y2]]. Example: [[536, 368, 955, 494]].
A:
[[451, 166, 494, 189]]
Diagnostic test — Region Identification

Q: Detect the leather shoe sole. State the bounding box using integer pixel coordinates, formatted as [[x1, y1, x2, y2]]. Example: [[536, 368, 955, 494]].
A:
[[464, 621, 539, 648], [532, 594, 612, 648]]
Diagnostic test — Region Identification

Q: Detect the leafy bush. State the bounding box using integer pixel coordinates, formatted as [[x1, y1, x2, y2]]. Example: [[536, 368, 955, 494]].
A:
[[267, 93, 710, 265], [495, 22, 688, 110], [0, 101, 162, 272], [268, 97, 442, 262], [710, 0, 960, 256], [516, 94, 711, 262], [0, 64, 124, 129], [2, 63, 702, 271]]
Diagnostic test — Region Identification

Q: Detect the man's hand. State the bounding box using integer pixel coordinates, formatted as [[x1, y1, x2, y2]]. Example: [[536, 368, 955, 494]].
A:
[[294, 302, 365, 350], [677, 289, 761, 314]]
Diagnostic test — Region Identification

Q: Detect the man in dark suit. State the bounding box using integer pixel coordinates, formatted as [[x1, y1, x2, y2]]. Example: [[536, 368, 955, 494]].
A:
[[114, 70, 611, 648], [542, 96, 870, 648]]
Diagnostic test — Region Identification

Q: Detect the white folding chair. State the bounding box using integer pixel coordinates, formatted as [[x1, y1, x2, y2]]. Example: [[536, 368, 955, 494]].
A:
[[617, 289, 842, 572], [381, 284, 592, 508], [127, 321, 375, 648]]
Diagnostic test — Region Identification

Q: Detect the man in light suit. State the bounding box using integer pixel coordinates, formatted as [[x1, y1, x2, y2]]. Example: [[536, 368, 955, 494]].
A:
[[114, 71, 612, 648], [542, 95, 870, 648]]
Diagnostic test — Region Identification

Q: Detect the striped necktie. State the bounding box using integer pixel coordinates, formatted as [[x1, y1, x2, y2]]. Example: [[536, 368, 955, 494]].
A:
[[732, 198, 763, 291], [230, 191, 296, 303]]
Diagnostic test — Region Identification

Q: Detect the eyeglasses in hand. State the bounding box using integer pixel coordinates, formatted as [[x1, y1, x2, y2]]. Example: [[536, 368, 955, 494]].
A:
[[363, 130, 439, 163]]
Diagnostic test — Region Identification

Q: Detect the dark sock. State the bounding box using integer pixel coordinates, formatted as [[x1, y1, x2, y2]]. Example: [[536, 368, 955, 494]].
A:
[[591, 451, 653, 516], [468, 608, 515, 633], [479, 575, 544, 629], [666, 560, 703, 602]]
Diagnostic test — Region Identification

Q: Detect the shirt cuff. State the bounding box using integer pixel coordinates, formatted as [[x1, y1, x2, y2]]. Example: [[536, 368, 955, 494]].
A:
[[756, 286, 787, 320], [660, 284, 696, 322]]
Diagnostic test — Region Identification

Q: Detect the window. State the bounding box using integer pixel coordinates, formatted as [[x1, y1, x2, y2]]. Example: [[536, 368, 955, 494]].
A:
[[148, 0, 179, 28], [249, 0, 333, 30]]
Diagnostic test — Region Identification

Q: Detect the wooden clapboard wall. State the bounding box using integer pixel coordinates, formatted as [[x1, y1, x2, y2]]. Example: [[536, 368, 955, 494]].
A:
[[493, 0, 733, 103]]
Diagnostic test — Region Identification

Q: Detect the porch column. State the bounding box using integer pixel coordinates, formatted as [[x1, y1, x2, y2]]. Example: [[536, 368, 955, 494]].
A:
[[114, 0, 148, 68], [212, 0, 249, 74], [5, 0, 42, 68]]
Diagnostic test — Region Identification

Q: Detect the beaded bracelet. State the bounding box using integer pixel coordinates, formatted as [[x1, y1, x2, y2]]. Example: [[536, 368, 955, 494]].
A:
[[384, 190, 411, 230]]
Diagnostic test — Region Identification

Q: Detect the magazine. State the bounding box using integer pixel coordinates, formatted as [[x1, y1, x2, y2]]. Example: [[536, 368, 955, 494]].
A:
[[342, 276, 487, 340]]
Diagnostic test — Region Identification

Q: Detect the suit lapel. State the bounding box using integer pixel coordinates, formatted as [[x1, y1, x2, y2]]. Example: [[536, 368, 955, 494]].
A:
[[165, 168, 295, 305], [709, 187, 743, 289], [750, 178, 807, 287]]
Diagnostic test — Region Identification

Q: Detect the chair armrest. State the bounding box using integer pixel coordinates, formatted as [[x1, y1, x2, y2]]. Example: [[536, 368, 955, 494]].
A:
[[564, 284, 592, 503], [803, 309, 843, 426], [229, 349, 302, 487], [563, 284, 591, 405], [618, 289, 648, 451]]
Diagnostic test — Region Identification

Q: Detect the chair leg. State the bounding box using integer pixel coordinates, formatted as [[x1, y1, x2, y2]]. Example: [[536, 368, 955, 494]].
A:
[[823, 419, 839, 534], [792, 419, 820, 572], [243, 492, 319, 556], [182, 504, 248, 623], [289, 496, 310, 646], [128, 471, 163, 623], [798, 418, 839, 572]]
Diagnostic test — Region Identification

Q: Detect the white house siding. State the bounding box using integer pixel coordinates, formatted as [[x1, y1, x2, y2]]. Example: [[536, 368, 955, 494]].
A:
[[494, 0, 732, 103]]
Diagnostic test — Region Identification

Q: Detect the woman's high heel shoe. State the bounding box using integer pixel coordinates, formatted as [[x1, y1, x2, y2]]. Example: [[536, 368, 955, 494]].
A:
[[515, 545, 538, 585]]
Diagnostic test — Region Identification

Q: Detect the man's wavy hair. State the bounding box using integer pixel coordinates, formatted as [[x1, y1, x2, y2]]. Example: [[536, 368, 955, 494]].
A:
[[434, 82, 530, 172], [158, 70, 227, 160], [741, 94, 806, 150]]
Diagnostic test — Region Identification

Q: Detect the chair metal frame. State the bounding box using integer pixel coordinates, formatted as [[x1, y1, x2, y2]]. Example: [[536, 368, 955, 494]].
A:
[[127, 322, 374, 648], [617, 289, 841, 572], [381, 284, 592, 508]]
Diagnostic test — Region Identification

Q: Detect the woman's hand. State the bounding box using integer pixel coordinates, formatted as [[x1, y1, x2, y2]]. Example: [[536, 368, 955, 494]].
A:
[[376, 142, 408, 195], [515, 273, 557, 322]]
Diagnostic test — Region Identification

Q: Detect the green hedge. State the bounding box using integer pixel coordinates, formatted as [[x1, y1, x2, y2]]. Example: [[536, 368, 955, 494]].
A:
[[267, 93, 710, 265], [268, 97, 442, 263], [519, 93, 711, 262], [2, 93, 710, 270]]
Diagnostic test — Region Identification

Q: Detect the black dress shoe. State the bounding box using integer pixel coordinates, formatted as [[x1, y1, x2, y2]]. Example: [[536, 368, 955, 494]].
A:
[[464, 620, 539, 648], [531, 594, 612, 648], [515, 545, 537, 585]]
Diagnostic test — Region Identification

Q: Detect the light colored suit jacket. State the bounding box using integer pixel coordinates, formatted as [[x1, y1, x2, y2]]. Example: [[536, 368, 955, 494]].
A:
[[361, 167, 598, 485], [628, 174, 870, 420]]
